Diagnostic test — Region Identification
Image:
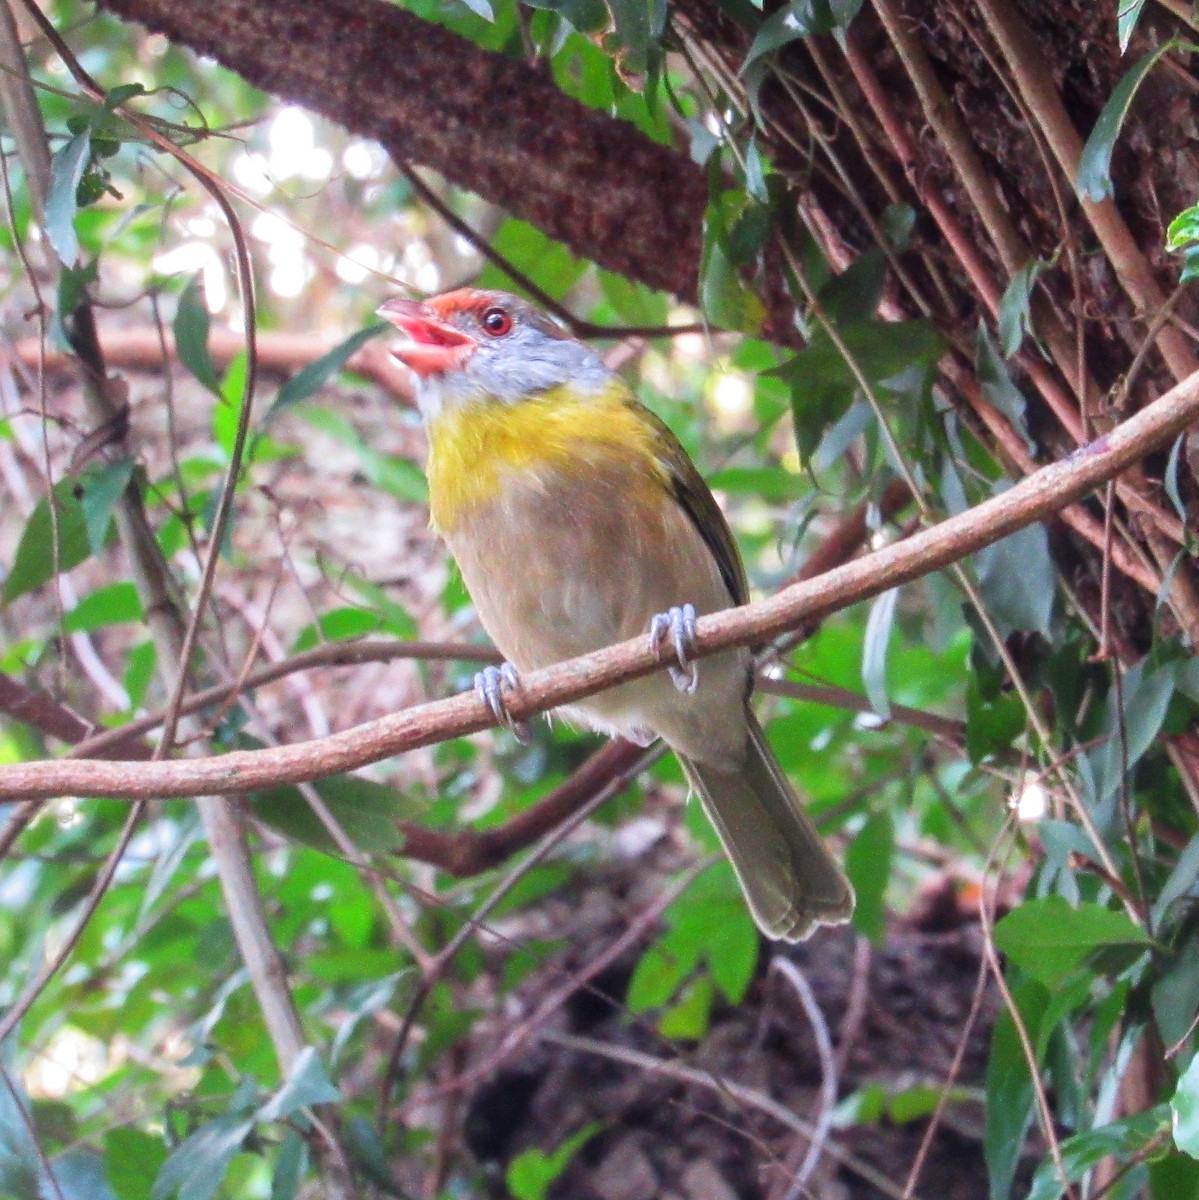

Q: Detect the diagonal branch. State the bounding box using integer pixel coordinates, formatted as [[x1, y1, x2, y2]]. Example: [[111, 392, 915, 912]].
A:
[[93, 0, 710, 313], [5, 360, 1199, 803]]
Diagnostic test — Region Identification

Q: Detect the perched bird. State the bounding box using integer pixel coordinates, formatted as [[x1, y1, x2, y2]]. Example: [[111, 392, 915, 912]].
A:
[[378, 288, 853, 941]]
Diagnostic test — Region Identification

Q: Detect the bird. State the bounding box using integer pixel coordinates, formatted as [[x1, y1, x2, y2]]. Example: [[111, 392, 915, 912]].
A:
[[377, 287, 854, 941]]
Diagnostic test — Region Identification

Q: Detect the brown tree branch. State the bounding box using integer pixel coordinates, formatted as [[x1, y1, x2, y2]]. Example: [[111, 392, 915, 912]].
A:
[[5, 361, 1199, 802], [8, 328, 416, 405], [93, 0, 715, 321]]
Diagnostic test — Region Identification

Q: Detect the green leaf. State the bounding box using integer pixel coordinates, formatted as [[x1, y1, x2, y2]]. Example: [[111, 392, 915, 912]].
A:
[[265, 324, 384, 425], [985, 979, 1047, 1200], [1175, 1052, 1199, 1159], [270, 1130, 307, 1200], [45, 131, 91, 267], [1090, 662, 1177, 807], [861, 586, 898, 720], [700, 233, 764, 332], [880, 202, 915, 251], [80, 459, 134, 554], [1167, 205, 1199, 283], [173, 272, 220, 395], [743, 0, 835, 66], [777, 318, 945, 464], [965, 679, 1025, 763], [291, 607, 384, 652], [151, 1113, 253, 1200], [1150, 1152, 1199, 1199], [1152, 924, 1199, 1050], [257, 1047, 340, 1122], [1028, 1106, 1170, 1200], [297, 408, 428, 502], [251, 773, 419, 855], [344, 1117, 403, 1191], [523, 0, 607, 32], [1078, 40, 1179, 201], [478, 219, 587, 300], [456, 0, 495, 19], [844, 810, 893, 943], [818, 248, 886, 324], [605, 0, 667, 69], [997, 260, 1047, 358], [1118, 0, 1149, 54], [65, 582, 143, 633], [974, 489, 1054, 636], [5, 478, 92, 604], [627, 934, 700, 1012], [658, 974, 715, 1039], [105, 1129, 167, 1200], [976, 324, 1033, 450], [993, 897, 1150, 987], [50, 1150, 118, 1200], [507, 1123, 601, 1200]]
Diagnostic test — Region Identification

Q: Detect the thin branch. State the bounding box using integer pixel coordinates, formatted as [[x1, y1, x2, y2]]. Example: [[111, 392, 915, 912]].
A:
[[7, 359, 1199, 801], [770, 958, 838, 1199]]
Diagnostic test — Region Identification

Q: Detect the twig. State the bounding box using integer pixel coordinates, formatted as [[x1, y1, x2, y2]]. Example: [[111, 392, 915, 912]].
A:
[[900, 953, 990, 1200], [8, 359, 1199, 800], [769, 958, 838, 1199]]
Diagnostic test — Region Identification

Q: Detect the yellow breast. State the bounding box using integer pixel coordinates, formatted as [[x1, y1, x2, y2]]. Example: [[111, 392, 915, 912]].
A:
[[426, 383, 668, 533]]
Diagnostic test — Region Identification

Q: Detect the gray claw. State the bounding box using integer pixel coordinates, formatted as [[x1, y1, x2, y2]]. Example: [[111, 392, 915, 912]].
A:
[[474, 662, 532, 742], [648, 602, 699, 694]]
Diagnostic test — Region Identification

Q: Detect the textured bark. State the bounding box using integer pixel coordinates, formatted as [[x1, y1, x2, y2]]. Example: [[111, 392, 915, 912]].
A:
[[94, 0, 708, 307]]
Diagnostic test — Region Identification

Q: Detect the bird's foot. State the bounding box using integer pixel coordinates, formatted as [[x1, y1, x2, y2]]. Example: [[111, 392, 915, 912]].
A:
[[474, 662, 532, 742], [648, 602, 699, 694]]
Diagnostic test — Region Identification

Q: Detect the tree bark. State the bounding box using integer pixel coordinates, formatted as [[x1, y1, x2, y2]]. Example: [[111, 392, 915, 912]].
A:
[[95, 0, 709, 307]]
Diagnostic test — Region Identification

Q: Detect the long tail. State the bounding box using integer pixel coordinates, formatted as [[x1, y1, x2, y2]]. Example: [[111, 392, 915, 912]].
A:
[[680, 710, 854, 942]]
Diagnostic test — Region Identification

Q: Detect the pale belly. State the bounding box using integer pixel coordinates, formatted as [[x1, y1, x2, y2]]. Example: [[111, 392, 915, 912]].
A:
[[441, 461, 750, 764]]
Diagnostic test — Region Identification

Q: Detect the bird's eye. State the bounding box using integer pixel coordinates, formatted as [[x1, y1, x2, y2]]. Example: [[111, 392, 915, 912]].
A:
[[481, 307, 512, 337]]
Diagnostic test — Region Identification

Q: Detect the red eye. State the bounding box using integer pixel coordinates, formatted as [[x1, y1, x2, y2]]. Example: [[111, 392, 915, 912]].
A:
[[481, 306, 512, 336]]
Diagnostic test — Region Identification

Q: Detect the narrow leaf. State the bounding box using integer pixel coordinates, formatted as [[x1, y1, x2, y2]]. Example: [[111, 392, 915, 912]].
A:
[[265, 324, 384, 424], [997, 259, 1046, 358], [1118, 0, 1149, 54], [45, 132, 91, 267], [173, 272, 220, 395], [1078, 40, 1179, 201], [976, 325, 1033, 450], [258, 1047, 340, 1122], [151, 1114, 253, 1200], [4, 479, 93, 604], [862, 586, 899, 720], [80, 459, 134, 554], [845, 811, 893, 943], [1176, 1060, 1199, 1161]]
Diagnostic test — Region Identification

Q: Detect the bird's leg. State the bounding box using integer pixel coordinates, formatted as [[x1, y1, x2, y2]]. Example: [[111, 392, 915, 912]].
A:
[[648, 602, 699, 694], [474, 662, 532, 742]]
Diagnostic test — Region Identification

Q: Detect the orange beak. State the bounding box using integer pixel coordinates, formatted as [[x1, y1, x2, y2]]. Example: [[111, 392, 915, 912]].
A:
[[376, 298, 476, 378]]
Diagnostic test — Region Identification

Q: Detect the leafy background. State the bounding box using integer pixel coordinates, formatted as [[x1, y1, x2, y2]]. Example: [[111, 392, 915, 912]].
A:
[[2, 0, 1199, 1198]]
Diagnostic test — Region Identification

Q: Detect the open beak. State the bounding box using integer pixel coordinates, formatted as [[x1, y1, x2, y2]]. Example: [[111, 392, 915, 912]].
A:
[[376, 298, 476, 378]]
